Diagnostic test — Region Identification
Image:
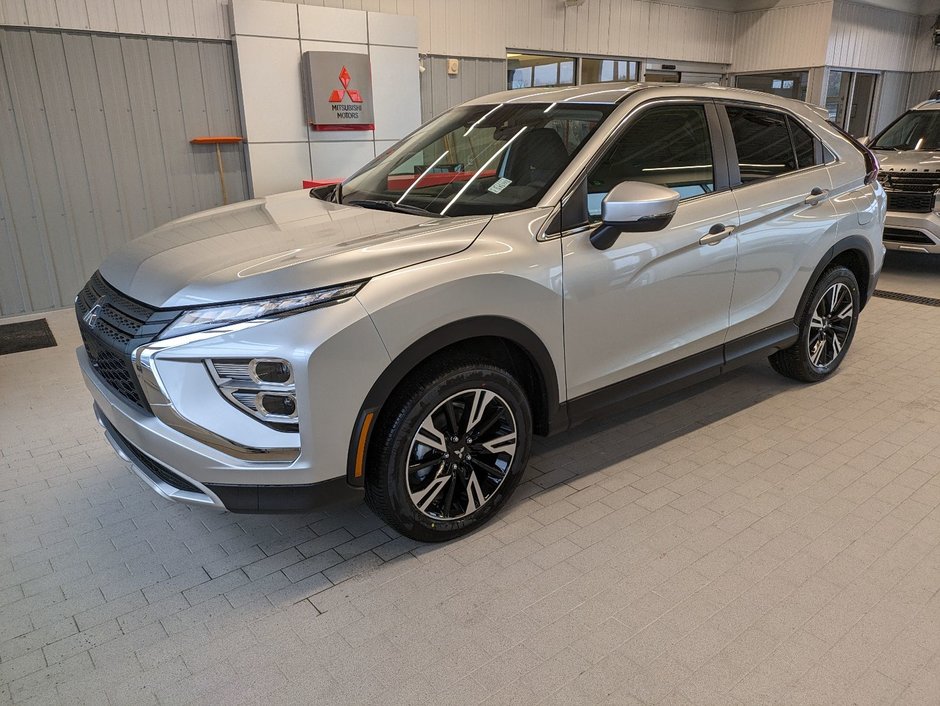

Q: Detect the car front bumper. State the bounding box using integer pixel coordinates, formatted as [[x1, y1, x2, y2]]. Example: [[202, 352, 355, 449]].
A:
[[883, 209, 940, 254]]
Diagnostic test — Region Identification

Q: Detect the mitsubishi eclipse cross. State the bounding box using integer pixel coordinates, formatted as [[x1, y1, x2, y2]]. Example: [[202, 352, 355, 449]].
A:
[[76, 83, 886, 541]]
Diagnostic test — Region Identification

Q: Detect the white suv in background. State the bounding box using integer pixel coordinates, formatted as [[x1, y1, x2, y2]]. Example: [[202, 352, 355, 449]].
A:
[[76, 84, 885, 541], [867, 96, 940, 253]]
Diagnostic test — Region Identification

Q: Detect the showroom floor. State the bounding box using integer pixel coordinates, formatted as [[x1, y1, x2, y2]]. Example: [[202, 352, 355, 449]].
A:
[[1, 254, 939, 706]]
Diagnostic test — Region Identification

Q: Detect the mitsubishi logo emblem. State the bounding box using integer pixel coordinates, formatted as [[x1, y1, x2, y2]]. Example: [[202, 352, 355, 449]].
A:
[[328, 66, 363, 103], [83, 297, 105, 328]]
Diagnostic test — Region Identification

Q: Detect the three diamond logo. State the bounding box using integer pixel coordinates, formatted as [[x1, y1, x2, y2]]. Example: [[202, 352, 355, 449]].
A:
[[328, 66, 363, 103]]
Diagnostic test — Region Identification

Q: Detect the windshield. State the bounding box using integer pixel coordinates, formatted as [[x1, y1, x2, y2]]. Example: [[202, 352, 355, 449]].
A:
[[871, 110, 940, 151], [340, 102, 613, 217]]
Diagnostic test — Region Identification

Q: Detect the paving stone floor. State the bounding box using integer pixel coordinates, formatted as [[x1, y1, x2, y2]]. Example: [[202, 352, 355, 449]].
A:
[[1, 262, 939, 705]]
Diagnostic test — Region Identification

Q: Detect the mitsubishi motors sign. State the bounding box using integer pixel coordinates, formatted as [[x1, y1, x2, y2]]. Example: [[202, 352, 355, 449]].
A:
[[302, 51, 375, 131]]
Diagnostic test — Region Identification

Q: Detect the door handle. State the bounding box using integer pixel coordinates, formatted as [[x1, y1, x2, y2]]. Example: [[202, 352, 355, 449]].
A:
[[699, 223, 735, 246], [805, 187, 830, 206]]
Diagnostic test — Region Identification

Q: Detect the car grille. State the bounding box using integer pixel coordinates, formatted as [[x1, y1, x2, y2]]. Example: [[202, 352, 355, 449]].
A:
[[885, 191, 935, 213], [877, 171, 940, 192], [75, 272, 178, 412], [106, 421, 204, 495], [883, 227, 936, 245]]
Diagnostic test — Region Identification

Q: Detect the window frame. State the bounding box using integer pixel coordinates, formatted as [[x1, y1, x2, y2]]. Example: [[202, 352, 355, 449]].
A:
[[547, 98, 732, 237], [715, 101, 830, 189]]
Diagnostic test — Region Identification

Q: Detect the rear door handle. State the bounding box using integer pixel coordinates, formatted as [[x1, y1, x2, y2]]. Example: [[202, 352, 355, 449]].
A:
[[699, 223, 735, 246], [805, 187, 830, 206]]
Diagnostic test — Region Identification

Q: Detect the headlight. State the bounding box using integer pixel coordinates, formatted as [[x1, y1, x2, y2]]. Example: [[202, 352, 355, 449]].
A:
[[158, 281, 366, 340]]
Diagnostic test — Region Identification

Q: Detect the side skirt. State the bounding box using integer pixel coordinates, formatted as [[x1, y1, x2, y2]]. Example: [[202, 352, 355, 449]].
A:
[[564, 321, 798, 428]]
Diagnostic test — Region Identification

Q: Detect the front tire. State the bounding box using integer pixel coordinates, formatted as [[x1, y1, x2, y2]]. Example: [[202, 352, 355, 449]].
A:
[[770, 265, 860, 382], [365, 358, 532, 542]]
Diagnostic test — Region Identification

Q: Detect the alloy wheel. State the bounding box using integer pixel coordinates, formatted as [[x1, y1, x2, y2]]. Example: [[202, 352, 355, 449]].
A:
[[807, 281, 854, 369], [406, 388, 517, 520]]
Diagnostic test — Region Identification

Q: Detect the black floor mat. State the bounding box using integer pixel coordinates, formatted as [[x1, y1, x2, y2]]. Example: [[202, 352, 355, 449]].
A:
[[0, 318, 58, 355]]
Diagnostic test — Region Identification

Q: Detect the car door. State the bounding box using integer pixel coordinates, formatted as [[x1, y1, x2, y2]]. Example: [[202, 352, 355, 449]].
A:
[[561, 101, 740, 401], [719, 103, 841, 343]]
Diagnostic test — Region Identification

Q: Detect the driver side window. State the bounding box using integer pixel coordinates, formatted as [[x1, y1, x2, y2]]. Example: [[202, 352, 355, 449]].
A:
[[586, 104, 715, 220]]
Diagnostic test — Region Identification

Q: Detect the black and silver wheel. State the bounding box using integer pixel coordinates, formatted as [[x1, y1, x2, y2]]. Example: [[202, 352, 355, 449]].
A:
[[365, 358, 532, 542], [770, 265, 860, 382]]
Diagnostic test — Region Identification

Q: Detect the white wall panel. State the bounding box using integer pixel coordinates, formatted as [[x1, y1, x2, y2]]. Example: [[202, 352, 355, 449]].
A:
[[826, 1, 918, 72], [370, 44, 420, 140], [309, 140, 374, 179], [232, 0, 298, 37], [5, 0, 736, 62], [235, 35, 307, 142], [732, 1, 832, 72], [247, 142, 311, 195], [367, 10, 416, 46], [300, 5, 366, 42]]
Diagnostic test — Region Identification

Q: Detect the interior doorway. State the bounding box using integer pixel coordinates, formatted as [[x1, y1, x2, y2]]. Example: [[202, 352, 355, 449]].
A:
[[826, 70, 878, 137]]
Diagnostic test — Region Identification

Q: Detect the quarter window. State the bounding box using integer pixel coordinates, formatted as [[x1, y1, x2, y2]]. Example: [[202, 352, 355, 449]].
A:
[[789, 117, 817, 169], [586, 104, 715, 219]]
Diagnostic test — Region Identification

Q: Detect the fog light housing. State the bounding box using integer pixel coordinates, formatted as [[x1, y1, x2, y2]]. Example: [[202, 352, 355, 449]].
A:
[[207, 358, 299, 432], [258, 393, 297, 417], [251, 359, 292, 384]]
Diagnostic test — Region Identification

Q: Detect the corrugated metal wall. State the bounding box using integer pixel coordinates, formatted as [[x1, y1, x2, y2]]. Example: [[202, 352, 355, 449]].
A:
[[872, 71, 912, 133], [419, 56, 504, 121], [0, 0, 736, 64], [731, 2, 833, 73], [826, 1, 919, 72], [0, 28, 247, 316]]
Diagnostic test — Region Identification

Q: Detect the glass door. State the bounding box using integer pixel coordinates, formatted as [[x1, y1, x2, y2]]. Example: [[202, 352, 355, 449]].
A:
[[826, 70, 878, 137]]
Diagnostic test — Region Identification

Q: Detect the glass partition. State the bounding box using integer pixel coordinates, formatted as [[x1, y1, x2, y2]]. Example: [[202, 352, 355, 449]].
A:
[[734, 71, 808, 101], [507, 53, 577, 90]]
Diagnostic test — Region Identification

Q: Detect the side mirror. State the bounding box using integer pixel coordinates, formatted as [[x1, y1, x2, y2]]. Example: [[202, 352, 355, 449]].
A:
[[590, 181, 681, 250], [858, 135, 870, 147]]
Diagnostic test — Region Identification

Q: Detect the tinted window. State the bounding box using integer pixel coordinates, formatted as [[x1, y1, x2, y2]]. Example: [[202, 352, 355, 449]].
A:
[[586, 104, 714, 219], [789, 117, 817, 169], [727, 106, 796, 183]]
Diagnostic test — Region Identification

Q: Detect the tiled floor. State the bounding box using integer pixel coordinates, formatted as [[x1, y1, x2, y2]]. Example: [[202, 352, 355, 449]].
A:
[[1, 260, 939, 705]]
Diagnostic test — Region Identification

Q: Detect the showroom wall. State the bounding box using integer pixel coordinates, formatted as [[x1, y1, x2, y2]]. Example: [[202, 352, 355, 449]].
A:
[[4, 0, 940, 316], [229, 0, 421, 195], [0, 28, 246, 316]]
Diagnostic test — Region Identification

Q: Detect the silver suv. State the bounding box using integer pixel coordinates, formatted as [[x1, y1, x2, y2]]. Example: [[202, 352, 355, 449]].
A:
[[77, 84, 885, 541], [868, 96, 940, 253]]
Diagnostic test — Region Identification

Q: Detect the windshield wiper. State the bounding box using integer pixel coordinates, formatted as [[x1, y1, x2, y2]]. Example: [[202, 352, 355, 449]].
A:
[[345, 199, 439, 217]]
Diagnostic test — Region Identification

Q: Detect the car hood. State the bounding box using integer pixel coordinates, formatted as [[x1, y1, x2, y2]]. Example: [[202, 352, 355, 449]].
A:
[[99, 190, 490, 308], [871, 149, 940, 173]]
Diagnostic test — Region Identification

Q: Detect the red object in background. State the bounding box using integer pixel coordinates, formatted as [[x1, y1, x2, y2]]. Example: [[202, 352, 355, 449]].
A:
[[303, 179, 342, 189], [386, 169, 497, 190]]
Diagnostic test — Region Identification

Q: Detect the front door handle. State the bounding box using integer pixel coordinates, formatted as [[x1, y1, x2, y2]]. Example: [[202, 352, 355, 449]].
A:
[[805, 187, 830, 206], [699, 223, 735, 246]]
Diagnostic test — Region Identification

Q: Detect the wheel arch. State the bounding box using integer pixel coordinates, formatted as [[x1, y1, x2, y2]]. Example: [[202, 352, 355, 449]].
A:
[[795, 235, 875, 321], [345, 316, 565, 486]]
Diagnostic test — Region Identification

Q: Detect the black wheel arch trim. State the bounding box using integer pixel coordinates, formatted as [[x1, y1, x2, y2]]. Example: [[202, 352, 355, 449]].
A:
[[796, 235, 875, 320], [345, 316, 566, 486]]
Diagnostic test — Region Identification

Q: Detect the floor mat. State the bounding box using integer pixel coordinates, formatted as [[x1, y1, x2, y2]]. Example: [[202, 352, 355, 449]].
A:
[[0, 318, 58, 355]]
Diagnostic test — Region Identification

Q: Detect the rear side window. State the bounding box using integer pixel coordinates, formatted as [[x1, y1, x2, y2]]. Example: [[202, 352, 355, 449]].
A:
[[726, 106, 796, 183]]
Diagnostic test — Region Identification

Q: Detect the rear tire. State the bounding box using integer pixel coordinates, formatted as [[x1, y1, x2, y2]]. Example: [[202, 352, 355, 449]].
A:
[[770, 265, 860, 383], [364, 357, 532, 542]]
